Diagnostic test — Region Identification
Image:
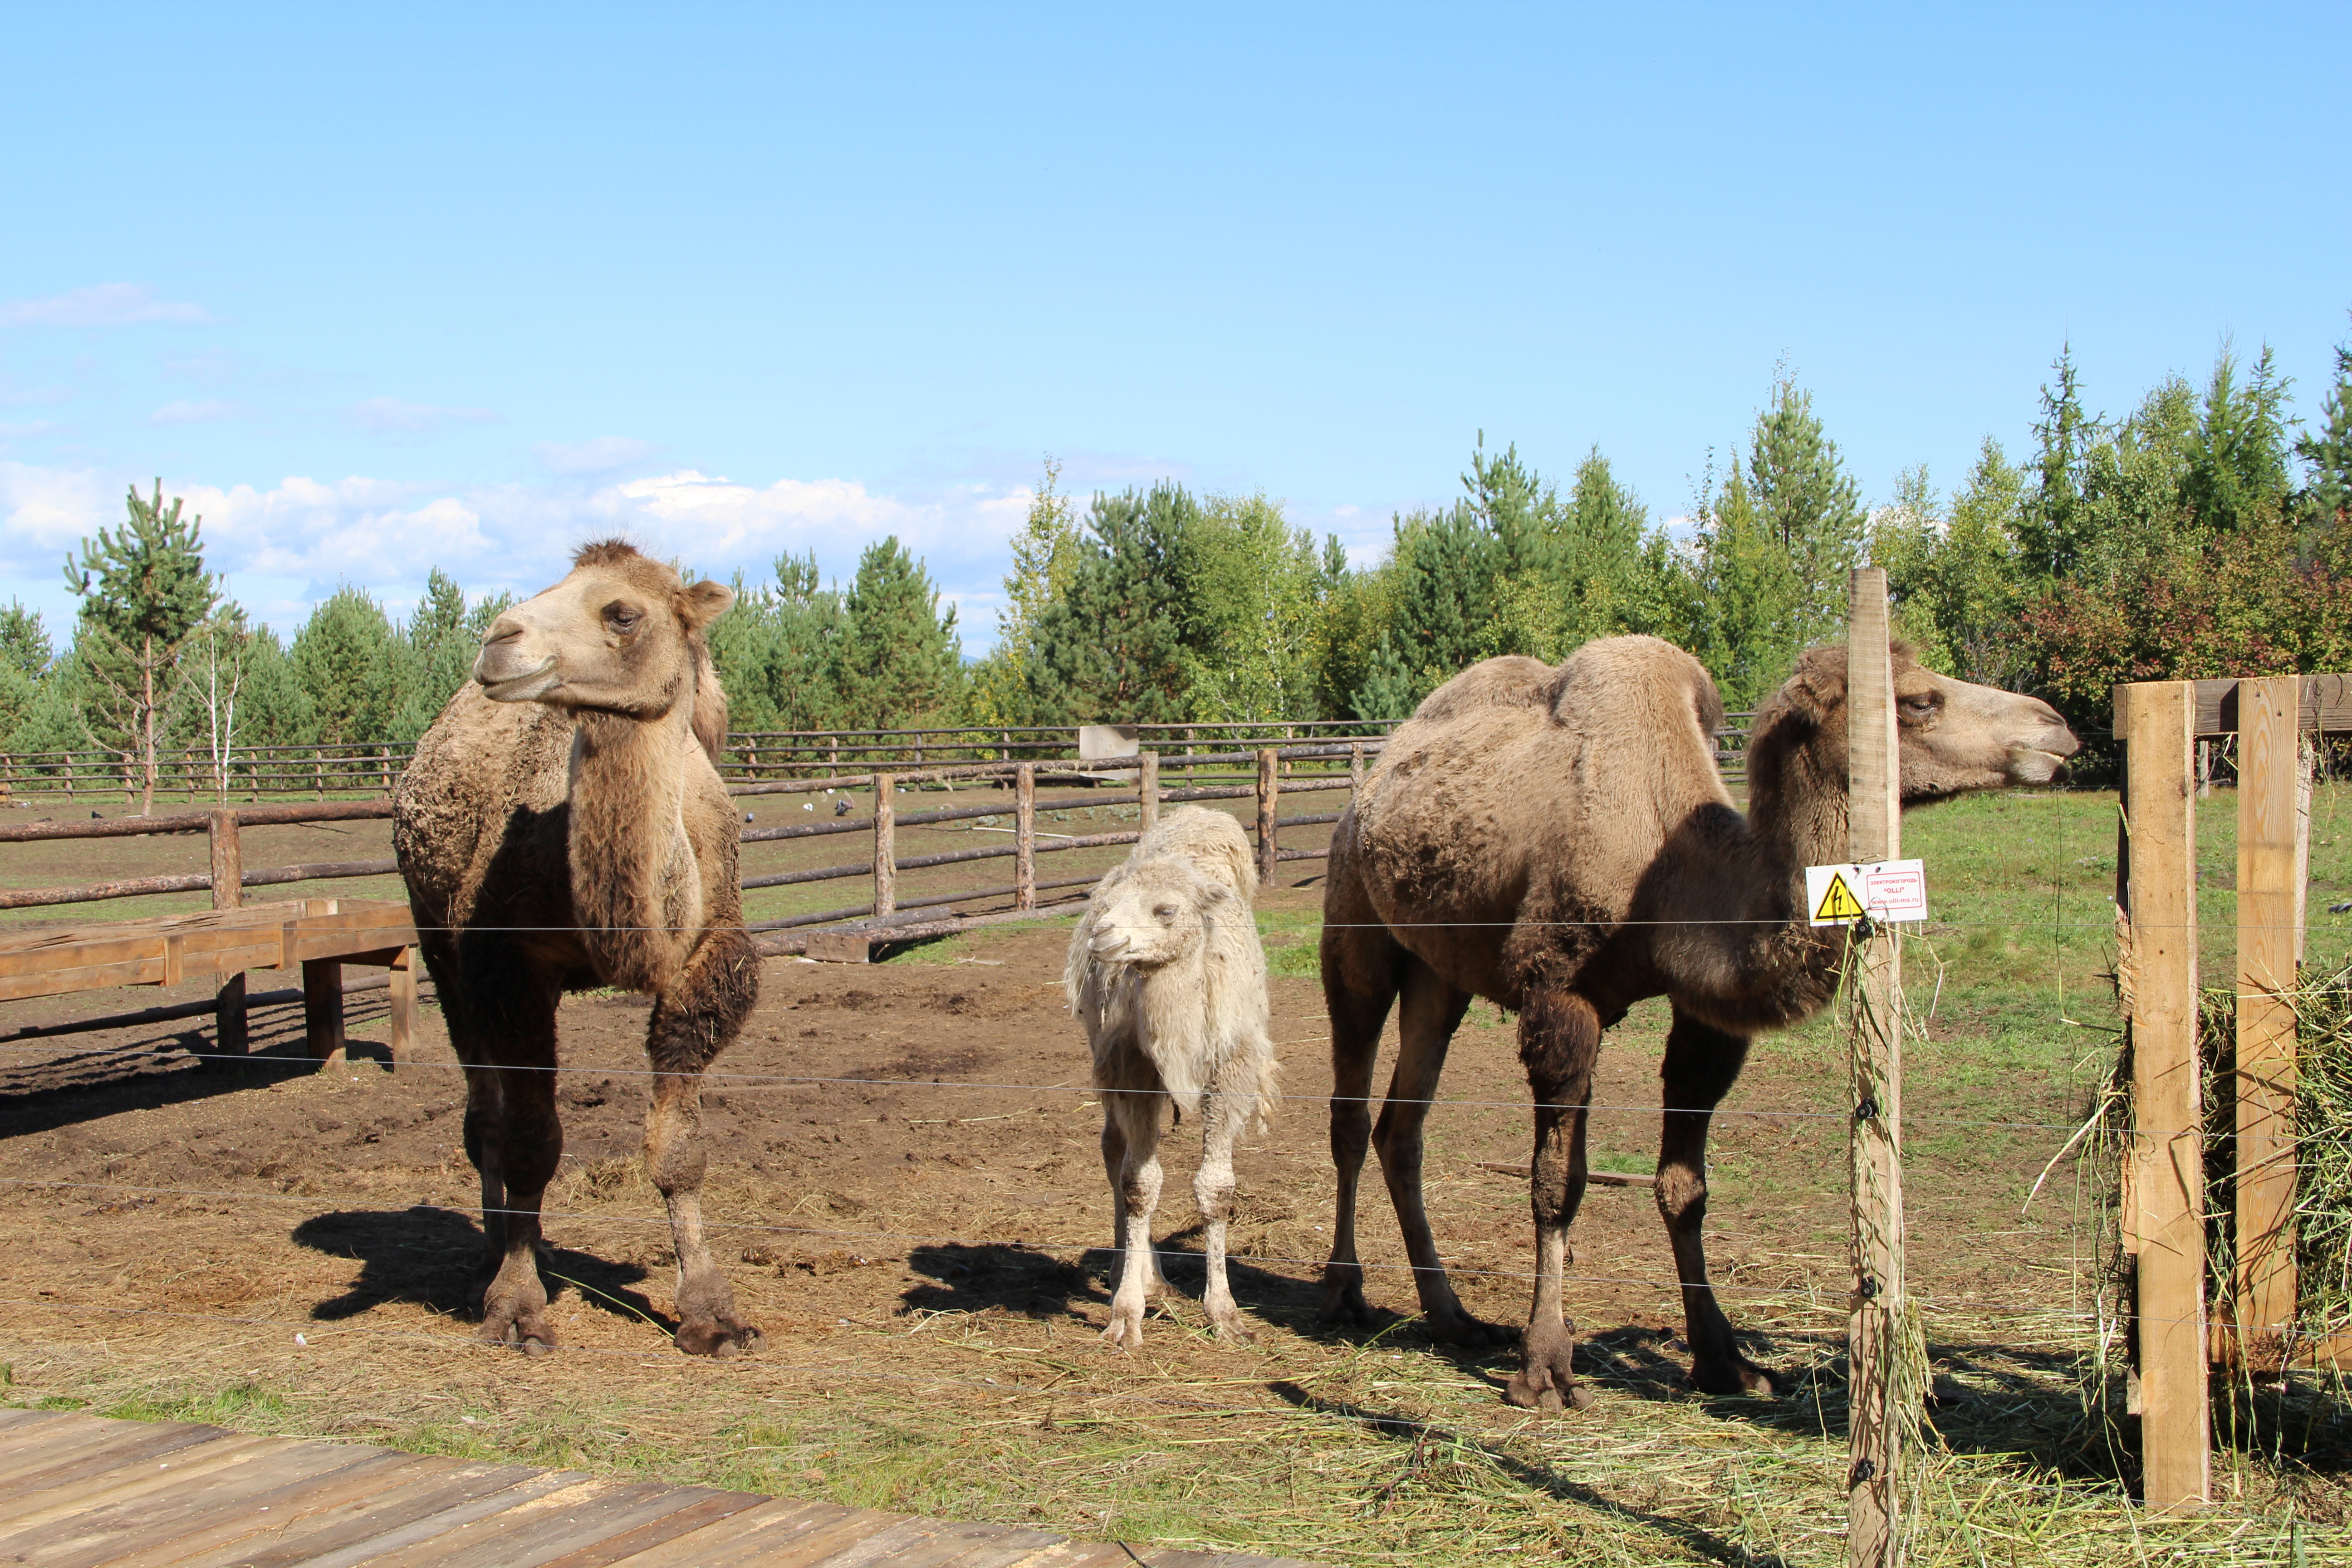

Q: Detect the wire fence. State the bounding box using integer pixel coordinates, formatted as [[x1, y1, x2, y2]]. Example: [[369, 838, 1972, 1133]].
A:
[[0, 716, 1756, 803]]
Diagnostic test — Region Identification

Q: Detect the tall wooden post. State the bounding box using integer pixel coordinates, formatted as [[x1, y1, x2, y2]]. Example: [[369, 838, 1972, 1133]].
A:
[[1138, 750, 1159, 833], [208, 809, 247, 1058], [872, 774, 897, 918], [2234, 675, 2303, 1369], [1349, 742, 1364, 788], [1845, 568, 1906, 1567], [1014, 764, 1037, 911], [2122, 680, 2209, 1510], [1255, 748, 1279, 884]]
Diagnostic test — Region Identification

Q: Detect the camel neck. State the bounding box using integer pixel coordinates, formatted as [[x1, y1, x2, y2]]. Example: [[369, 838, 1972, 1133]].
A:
[[565, 705, 695, 989]]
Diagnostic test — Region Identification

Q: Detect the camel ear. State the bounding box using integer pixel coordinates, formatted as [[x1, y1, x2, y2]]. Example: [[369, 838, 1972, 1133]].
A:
[[1783, 646, 1847, 722], [676, 579, 735, 630]]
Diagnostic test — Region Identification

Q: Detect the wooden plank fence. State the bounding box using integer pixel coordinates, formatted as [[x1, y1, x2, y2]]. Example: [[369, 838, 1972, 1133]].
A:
[[0, 1407, 1313, 1568]]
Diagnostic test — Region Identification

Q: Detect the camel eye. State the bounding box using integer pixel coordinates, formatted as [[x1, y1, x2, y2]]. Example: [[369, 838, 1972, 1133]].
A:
[[603, 602, 642, 634], [1153, 904, 1177, 922], [1899, 693, 1938, 718]]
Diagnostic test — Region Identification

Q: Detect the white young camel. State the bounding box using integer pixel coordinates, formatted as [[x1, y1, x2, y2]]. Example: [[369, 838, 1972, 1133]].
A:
[[1064, 807, 1278, 1346]]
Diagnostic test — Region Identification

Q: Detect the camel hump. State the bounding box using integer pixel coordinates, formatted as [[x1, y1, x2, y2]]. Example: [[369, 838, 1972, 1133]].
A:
[[1547, 635, 1724, 743], [1409, 655, 1558, 725]]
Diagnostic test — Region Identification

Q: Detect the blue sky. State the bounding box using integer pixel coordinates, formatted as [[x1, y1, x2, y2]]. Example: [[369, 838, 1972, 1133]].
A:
[[4, 4, 2347, 653]]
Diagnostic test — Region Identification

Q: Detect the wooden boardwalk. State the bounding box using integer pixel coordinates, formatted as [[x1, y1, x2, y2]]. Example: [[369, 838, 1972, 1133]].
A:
[[0, 1408, 1313, 1568]]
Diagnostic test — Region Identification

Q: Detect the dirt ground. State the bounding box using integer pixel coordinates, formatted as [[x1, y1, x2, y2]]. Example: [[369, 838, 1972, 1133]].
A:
[[0, 844, 2085, 1376]]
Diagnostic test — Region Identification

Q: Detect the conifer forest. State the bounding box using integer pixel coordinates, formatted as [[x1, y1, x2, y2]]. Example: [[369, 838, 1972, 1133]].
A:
[[5, 337, 2349, 784]]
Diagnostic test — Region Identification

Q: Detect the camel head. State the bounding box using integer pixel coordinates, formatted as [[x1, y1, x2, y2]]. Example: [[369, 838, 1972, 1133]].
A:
[[1762, 644, 2080, 805], [475, 540, 733, 742], [1084, 859, 1224, 969]]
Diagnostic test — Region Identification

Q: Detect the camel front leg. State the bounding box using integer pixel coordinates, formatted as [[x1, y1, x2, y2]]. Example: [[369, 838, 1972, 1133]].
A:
[[1658, 1008, 1774, 1395], [1099, 1103, 1164, 1298], [645, 929, 762, 1358], [1103, 1090, 1165, 1349], [1375, 960, 1495, 1345], [1505, 988, 1601, 1411], [1194, 1087, 1254, 1342], [452, 955, 562, 1354]]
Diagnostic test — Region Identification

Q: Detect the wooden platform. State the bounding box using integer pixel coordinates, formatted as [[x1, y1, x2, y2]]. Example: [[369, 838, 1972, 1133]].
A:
[[0, 898, 416, 1065], [0, 1408, 1313, 1568]]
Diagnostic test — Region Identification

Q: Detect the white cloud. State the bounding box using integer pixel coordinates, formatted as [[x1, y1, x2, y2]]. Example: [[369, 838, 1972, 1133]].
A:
[[148, 399, 239, 426], [351, 397, 499, 435], [0, 457, 1038, 655], [0, 421, 58, 443], [534, 436, 657, 475], [0, 283, 210, 328]]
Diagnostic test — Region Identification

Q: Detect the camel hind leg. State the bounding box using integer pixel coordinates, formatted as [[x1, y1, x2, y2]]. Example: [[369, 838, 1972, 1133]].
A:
[[1504, 987, 1602, 1411], [644, 927, 763, 1357], [1657, 1006, 1774, 1395], [1373, 958, 1492, 1343], [1316, 849, 1400, 1328]]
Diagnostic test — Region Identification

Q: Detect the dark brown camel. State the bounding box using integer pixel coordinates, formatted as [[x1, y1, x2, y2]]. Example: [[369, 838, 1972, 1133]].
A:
[[1317, 635, 2079, 1408], [393, 540, 762, 1357]]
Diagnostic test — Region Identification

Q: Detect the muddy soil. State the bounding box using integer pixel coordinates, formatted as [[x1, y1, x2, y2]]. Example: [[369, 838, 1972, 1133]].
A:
[[0, 857, 2076, 1397]]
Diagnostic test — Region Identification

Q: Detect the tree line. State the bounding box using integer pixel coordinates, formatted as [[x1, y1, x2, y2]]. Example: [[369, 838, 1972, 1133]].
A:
[[6, 326, 2348, 809]]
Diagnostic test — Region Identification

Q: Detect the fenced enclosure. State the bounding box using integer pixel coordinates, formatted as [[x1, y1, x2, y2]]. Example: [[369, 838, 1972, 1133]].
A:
[[3, 686, 2344, 1564], [0, 715, 1757, 803]]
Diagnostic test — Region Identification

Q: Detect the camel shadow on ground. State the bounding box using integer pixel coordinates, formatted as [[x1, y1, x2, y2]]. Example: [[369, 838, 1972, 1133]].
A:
[[292, 1204, 671, 1335], [902, 1236, 1329, 1333]]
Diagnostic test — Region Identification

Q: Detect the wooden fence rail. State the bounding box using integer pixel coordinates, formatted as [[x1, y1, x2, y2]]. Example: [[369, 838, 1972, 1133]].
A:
[[0, 715, 1757, 802]]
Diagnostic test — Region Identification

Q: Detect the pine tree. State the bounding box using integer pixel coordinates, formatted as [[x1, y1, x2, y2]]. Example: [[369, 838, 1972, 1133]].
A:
[[1746, 374, 1866, 648], [2019, 346, 2098, 581], [970, 458, 1083, 726], [2182, 344, 2294, 536], [291, 587, 401, 745], [2297, 333, 2352, 563], [391, 568, 482, 740], [842, 537, 960, 728], [1028, 485, 1195, 723], [0, 600, 51, 746], [63, 480, 218, 812]]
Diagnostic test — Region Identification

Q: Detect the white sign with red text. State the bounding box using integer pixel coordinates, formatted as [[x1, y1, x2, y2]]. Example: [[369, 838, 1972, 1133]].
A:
[[1804, 858, 1928, 927]]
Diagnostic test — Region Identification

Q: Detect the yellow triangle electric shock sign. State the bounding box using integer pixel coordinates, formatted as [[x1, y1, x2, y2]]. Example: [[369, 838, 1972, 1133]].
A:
[[1814, 872, 1866, 924], [1804, 859, 1928, 927]]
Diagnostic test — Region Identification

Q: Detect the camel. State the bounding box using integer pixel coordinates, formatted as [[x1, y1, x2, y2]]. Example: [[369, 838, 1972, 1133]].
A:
[[1066, 807, 1279, 1347], [393, 540, 762, 1357], [1318, 635, 2078, 1409]]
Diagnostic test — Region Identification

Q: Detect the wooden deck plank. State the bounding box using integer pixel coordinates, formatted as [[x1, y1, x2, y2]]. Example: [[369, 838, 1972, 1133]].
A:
[[532, 1490, 770, 1568], [0, 1433, 281, 1533], [0, 1416, 1313, 1568], [394, 1480, 736, 1568], [0, 1419, 235, 1501], [18, 1439, 374, 1568], [583, 1499, 847, 1568], [78, 1447, 422, 1568], [140, 1452, 500, 1568], [248, 1467, 595, 1568]]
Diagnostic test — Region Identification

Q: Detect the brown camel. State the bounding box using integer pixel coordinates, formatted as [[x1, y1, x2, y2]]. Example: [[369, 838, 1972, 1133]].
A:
[[1318, 635, 2078, 1409], [393, 540, 762, 1357]]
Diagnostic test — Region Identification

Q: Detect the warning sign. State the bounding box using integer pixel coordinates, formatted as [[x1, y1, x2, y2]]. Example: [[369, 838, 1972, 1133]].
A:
[[1805, 859, 1928, 927]]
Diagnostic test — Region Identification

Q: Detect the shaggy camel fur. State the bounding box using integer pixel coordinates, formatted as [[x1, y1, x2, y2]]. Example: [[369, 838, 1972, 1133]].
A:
[[1066, 807, 1278, 1346], [393, 540, 762, 1357], [1319, 635, 2079, 1409]]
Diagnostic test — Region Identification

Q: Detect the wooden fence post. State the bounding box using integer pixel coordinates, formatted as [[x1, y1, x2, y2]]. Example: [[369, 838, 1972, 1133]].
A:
[[208, 810, 247, 1057], [872, 773, 896, 918], [1255, 748, 1279, 883], [1014, 764, 1037, 911], [1138, 750, 1159, 833], [2122, 679, 2210, 1511], [2234, 675, 2303, 1370], [1845, 568, 1907, 1568], [1349, 742, 1364, 788]]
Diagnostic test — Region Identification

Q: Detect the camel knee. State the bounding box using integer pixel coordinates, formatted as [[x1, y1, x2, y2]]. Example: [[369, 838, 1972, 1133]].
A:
[[1653, 1163, 1707, 1225]]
